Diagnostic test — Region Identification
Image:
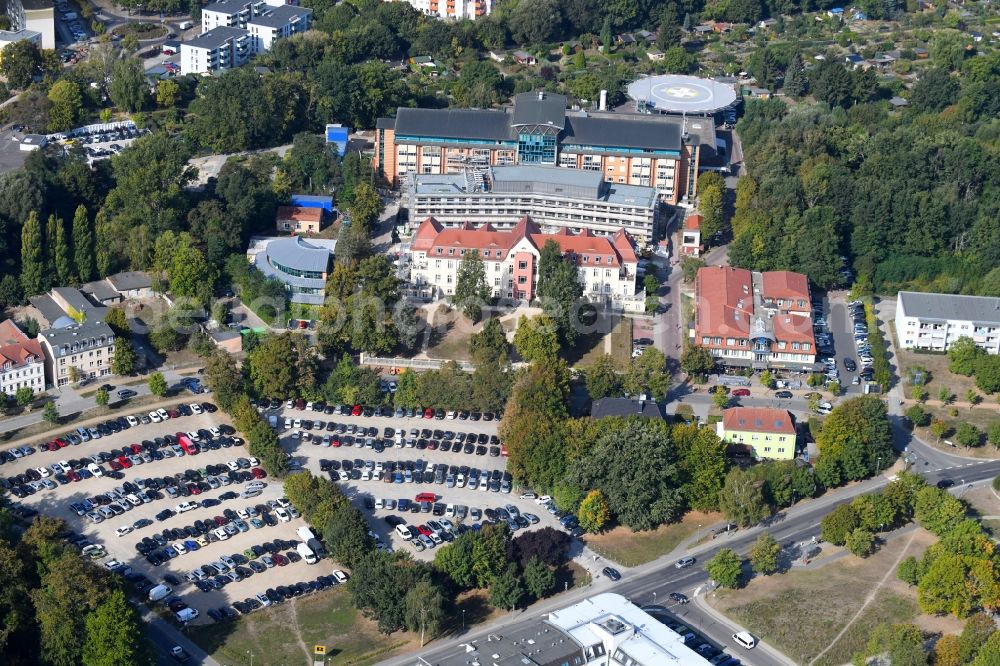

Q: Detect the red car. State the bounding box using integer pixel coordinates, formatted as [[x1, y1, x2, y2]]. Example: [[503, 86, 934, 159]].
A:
[[167, 409, 180, 419], [67, 470, 81, 482], [351, 405, 362, 416], [109, 460, 123, 471], [117, 456, 132, 469], [732, 388, 751, 397], [272, 554, 288, 566], [416, 524, 432, 537], [55, 438, 69, 448], [331, 438, 341, 447], [187, 484, 201, 495], [423, 408, 434, 419], [130, 443, 143, 454], [45, 442, 58, 452], [214, 516, 226, 526], [295, 399, 305, 410], [251, 467, 266, 479]]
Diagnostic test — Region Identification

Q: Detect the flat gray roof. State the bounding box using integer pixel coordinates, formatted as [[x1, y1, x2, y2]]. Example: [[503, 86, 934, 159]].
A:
[[565, 114, 682, 152], [107, 270, 152, 292], [185, 26, 248, 50], [247, 4, 311, 28], [899, 291, 1000, 325], [264, 236, 332, 273], [80, 280, 119, 302], [422, 621, 585, 666], [394, 107, 513, 142], [203, 0, 255, 13]]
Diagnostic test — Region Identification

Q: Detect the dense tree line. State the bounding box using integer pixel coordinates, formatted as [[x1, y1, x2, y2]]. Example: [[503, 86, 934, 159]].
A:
[[731, 48, 1000, 295], [0, 510, 155, 666]]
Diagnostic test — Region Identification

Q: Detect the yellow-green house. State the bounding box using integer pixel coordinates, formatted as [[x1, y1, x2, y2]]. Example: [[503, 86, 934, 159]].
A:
[[716, 407, 796, 460]]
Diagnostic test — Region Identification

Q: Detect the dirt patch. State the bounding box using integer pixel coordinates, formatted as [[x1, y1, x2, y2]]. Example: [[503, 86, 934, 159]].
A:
[[584, 511, 720, 566], [707, 528, 938, 666]]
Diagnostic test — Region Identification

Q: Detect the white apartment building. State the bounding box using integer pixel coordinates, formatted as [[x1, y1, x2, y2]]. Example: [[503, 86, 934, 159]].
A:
[[895, 291, 1000, 354], [180, 26, 250, 75], [0, 320, 46, 396], [0, 28, 41, 52], [38, 321, 115, 388], [392, 0, 492, 20], [409, 216, 643, 312], [246, 5, 312, 54], [201, 0, 265, 31], [5, 0, 54, 49], [407, 165, 661, 246]]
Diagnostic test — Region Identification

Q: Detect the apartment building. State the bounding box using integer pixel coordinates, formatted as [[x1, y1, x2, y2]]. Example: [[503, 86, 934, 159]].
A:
[[38, 321, 115, 388], [717, 407, 797, 461], [246, 4, 311, 54], [5, 0, 54, 49], [694, 266, 816, 370], [201, 0, 265, 31], [0, 27, 41, 53], [0, 320, 45, 396], [409, 216, 643, 311], [180, 26, 250, 75], [895, 291, 1000, 354], [375, 91, 709, 205], [395, 0, 491, 19], [407, 165, 660, 246]]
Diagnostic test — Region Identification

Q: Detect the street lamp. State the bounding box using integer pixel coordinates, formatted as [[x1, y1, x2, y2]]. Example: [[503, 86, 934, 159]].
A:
[[246, 650, 253, 666], [462, 609, 466, 629], [652, 591, 657, 604]]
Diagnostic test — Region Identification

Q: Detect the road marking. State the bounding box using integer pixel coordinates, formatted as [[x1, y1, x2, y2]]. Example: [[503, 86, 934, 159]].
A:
[[693, 585, 704, 597]]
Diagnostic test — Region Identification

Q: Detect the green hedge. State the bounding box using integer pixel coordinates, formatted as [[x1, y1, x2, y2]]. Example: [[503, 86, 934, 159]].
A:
[[864, 301, 892, 389]]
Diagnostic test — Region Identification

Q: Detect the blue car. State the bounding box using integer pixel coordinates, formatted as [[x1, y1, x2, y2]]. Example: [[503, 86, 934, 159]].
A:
[[184, 540, 200, 551], [163, 546, 179, 559], [393, 472, 403, 483]]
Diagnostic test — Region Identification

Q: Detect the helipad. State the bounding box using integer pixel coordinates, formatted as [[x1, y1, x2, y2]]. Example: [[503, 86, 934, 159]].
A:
[[627, 74, 738, 115]]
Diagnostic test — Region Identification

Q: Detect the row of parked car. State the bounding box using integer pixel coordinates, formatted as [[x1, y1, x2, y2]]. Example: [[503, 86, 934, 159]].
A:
[[322, 457, 513, 492], [210, 571, 350, 621], [268, 397, 502, 423]]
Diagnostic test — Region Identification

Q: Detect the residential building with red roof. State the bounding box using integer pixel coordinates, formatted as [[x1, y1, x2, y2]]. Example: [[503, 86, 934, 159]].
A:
[[694, 265, 816, 370], [0, 319, 46, 395], [680, 214, 702, 257], [409, 216, 643, 311], [716, 407, 797, 460], [275, 206, 324, 235]]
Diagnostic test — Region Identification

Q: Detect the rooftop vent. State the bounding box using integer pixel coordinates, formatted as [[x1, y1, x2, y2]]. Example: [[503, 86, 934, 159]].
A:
[[600, 618, 629, 635]]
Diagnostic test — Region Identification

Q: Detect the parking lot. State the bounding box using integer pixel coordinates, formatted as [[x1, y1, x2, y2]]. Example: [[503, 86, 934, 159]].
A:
[[816, 295, 875, 394], [271, 401, 571, 561], [0, 401, 331, 625]]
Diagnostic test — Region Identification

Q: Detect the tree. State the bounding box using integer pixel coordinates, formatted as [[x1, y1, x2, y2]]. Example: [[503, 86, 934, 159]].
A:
[[948, 336, 984, 376], [433, 533, 477, 589], [911, 67, 959, 112], [95, 388, 109, 407], [155, 78, 180, 108], [814, 396, 894, 487], [489, 565, 525, 610], [821, 504, 859, 545], [974, 355, 1000, 394], [453, 250, 491, 322], [712, 389, 730, 410], [576, 489, 611, 533], [845, 528, 875, 557], [42, 400, 59, 424], [719, 467, 770, 527], [513, 315, 560, 363], [989, 422, 1000, 449], [905, 405, 929, 428], [0, 274, 22, 309], [72, 205, 95, 282], [51, 213, 75, 286], [970, 632, 1000, 666], [0, 40, 42, 88], [706, 549, 743, 588], [897, 556, 922, 586], [148, 371, 167, 397], [15, 386, 34, 407], [934, 635, 962, 666], [403, 580, 446, 639], [959, 612, 997, 663], [865, 623, 928, 666], [512, 527, 571, 567], [523, 557, 555, 600], [20, 211, 45, 297], [749, 532, 780, 575], [956, 422, 982, 448], [110, 338, 137, 376], [624, 347, 670, 401], [109, 58, 146, 112], [508, 0, 561, 45], [82, 589, 154, 666], [698, 173, 726, 240], [681, 344, 715, 377], [783, 52, 807, 97], [930, 419, 949, 440], [47, 80, 83, 132], [585, 354, 621, 399], [348, 182, 381, 233], [675, 424, 729, 512]]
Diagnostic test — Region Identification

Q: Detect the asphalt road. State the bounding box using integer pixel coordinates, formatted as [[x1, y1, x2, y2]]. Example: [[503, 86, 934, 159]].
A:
[[386, 458, 1000, 666]]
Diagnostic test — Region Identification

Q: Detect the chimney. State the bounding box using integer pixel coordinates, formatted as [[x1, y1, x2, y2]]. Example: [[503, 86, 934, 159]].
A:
[[599, 89, 607, 111]]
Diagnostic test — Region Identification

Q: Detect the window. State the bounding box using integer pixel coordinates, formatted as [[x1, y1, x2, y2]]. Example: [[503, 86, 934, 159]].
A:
[[518, 261, 527, 269], [518, 276, 526, 284], [482, 250, 488, 257]]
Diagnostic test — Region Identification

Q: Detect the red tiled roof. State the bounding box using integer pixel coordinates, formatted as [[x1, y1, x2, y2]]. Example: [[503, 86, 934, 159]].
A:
[[685, 215, 702, 231], [761, 271, 810, 304], [723, 407, 795, 435], [0, 320, 43, 369], [276, 206, 323, 223], [696, 266, 752, 339], [772, 313, 814, 344], [412, 216, 638, 268]]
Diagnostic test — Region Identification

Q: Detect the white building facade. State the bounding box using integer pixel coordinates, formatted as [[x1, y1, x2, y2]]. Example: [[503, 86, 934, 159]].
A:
[[180, 26, 250, 75], [0, 320, 46, 395], [392, 0, 492, 20], [38, 321, 116, 388], [895, 291, 1000, 354], [5, 0, 54, 49], [409, 216, 643, 311], [201, 0, 265, 31], [246, 5, 312, 54]]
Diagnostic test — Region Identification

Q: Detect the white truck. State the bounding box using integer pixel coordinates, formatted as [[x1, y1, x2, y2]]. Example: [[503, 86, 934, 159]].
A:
[[296, 541, 317, 564], [148, 584, 172, 601], [297, 526, 317, 542]]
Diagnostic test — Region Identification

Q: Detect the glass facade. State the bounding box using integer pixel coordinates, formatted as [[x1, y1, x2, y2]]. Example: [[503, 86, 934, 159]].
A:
[[269, 258, 325, 280], [517, 132, 556, 164]]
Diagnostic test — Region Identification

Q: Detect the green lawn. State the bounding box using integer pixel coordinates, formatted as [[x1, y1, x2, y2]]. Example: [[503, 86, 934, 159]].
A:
[[188, 587, 414, 665], [709, 530, 932, 666], [583, 511, 716, 566]]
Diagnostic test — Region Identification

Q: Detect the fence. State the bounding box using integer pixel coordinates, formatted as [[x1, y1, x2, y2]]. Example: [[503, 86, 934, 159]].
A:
[[359, 354, 475, 372]]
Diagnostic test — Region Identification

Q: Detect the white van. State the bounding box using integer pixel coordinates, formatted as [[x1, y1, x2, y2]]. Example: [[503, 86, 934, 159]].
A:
[[732, 632, 757, 649], [148, 584, 172, 602], [395, 524, 413, 540], [178, 20, 194, 30], [296, 542, 317, 564], [87, 462, 104, 477], [175, 608, 199, 622]]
